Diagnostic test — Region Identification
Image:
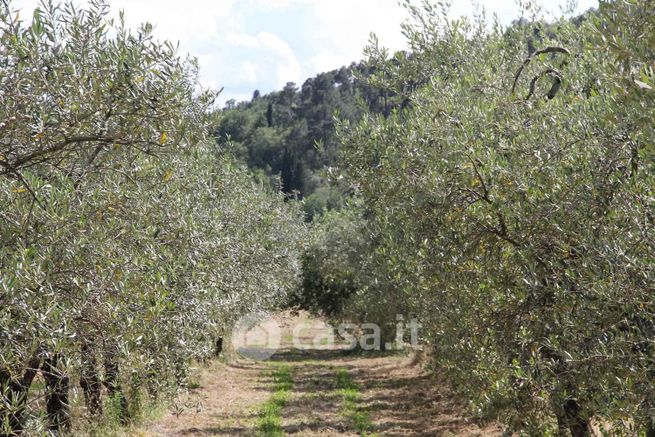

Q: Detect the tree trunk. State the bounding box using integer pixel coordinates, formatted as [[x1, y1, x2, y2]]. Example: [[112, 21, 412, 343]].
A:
[[555, 398, 590, 437], [145, 368, 160, 401], [42, 354, 71, 434], [214, 337, 223, 357], [0, 354, 41, 437], [646, 421, 655, 437], [79, 341, 102, 419], [541, 343, 590, 437], [103, 351, 128, 424]]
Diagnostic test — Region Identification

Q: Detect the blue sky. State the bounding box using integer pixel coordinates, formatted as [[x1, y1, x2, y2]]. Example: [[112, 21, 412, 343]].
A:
[[11, 0, 599, 104]]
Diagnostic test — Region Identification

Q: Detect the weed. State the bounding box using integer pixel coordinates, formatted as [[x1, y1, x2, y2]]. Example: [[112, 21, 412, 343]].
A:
[[256, 365, 293, 436], [335, 369, 377, 436]]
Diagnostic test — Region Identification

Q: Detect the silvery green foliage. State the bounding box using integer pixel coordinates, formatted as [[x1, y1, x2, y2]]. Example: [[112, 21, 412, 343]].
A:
[[336, 1, 654, 434], [0, 1, 305, 433], [296, 206, 369, 320]]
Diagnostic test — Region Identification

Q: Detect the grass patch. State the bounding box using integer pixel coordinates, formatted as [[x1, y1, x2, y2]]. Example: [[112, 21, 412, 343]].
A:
[[186, 378, 202, 390], [82, 391, 166, 437], [335, 369, 377, 437], [256, 364, 293, 437]]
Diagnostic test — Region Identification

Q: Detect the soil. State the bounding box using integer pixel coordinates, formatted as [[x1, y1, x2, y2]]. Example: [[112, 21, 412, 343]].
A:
[[138, 313, 503, 437]]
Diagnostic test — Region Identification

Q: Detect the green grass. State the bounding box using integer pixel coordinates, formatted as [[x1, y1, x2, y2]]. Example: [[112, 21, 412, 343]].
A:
[[81, 390, 166, 437], [186, 377, 202, 390], [335, 369, 377, 437], [256, 364, 293, 437]]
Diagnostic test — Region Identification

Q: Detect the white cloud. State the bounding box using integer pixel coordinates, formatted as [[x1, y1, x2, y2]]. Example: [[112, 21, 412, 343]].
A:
[[10, 0, 239, 41], [307, 51, 352, 74], [246, 0, 306, 11], [106, 0, 238, 41], [307, 0, 409, 71], [224, 31, 302, 87], [241, 61, 260, 84], [258, 32, 303, 85], [10, 0, 599, 104], [225, 32, 262, 48]]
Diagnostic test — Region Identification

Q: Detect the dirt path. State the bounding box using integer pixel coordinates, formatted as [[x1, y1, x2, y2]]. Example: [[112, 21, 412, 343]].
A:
[[140, 313, 502, 437], [139, 359, 269, 436]]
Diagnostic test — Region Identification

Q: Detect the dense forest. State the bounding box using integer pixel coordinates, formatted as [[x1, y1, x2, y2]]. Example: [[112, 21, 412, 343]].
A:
[[216, 61, 401, 220], [1, 0, 654, 436]]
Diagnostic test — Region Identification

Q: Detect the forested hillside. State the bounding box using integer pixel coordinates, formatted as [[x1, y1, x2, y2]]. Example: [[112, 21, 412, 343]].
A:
[[217, 65, 385, 185], [215, 62, 402, 220]]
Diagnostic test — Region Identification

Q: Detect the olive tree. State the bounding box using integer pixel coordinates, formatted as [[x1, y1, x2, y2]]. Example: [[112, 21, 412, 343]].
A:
[[336, 1, 654, 435], [0, 1, 306, 434]]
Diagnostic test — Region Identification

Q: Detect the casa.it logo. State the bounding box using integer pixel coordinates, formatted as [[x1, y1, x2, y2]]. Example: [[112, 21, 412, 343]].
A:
[[231, 311, 281, 361]]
